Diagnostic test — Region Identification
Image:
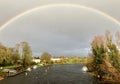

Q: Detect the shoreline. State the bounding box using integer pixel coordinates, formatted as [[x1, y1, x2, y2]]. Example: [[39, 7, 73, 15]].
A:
[[0, 76, 4, 80], [89, 72, 120, 84]]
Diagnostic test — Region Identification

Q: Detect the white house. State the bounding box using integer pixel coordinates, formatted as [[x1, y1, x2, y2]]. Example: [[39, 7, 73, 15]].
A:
[[33, 57, 61, 63], [51, 58, 61, 62], [116, 46, 120, 51], [33, 59, 40, 63]]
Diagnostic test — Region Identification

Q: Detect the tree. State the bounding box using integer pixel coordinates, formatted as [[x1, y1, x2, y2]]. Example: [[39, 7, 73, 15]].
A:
[[91, 35, 107, 79], [40, 52, 52, 64], [0, 43, 7, 66], [106, 31, 120, 69], [21, 42, 33, 68], [59, 56, 67, 64], [89, 31, 120, 81], [116, 31, 120, 48], [10, 47, 20, 65], [0, 42, 33, 67]]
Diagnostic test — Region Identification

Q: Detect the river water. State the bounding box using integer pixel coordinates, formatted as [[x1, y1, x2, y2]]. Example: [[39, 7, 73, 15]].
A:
[[0, 64, 99, 84]]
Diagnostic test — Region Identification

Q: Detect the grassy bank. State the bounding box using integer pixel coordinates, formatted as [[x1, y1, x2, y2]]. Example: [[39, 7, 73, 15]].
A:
[[66, 57, 87, 64]]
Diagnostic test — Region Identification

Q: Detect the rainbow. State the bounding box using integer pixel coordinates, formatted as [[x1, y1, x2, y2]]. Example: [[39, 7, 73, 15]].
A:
[[0, 3, 120, 31]]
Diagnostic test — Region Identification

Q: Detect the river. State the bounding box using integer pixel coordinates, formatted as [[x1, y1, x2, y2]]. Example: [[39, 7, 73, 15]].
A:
[[0, 64, 99, 84]]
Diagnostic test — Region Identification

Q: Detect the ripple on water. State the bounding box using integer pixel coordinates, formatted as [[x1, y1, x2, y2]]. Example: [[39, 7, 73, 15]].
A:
[[0, 64, 99, 84]]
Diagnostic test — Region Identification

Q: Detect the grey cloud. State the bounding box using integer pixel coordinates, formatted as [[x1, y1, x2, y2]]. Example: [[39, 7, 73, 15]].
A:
[[0, 6, 120, 56], [0, 0, 120, 26]]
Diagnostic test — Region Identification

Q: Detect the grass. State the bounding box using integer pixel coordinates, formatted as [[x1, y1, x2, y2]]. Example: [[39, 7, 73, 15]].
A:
[[3, 65, 21, 69], [66, 57, 87, 64], [37, 63, 44, 67]]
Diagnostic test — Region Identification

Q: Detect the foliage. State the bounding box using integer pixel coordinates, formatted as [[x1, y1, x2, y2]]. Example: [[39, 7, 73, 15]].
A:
[[0, 42, 33, 68], [21, 42, 33, 68], [59, 56, 67, 64], [40, 52, 52, 64], [91, 35, 107, 77], [88, 31, 120, 81], [0, 43, 21, 66], [105, 31, 120, 69], [66, 57, 87, 64]]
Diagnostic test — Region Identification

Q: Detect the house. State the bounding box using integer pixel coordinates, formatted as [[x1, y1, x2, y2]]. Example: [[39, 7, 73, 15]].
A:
[[51, 57, 61, 62], [33, 58, 40, 63]]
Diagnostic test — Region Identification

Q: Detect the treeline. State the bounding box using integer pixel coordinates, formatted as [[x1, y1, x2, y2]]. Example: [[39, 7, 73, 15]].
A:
[[66, 57, 87, 64], [39, 52, 87, 64], [0, 42, 33, 68], [87, 31, 120, 82]]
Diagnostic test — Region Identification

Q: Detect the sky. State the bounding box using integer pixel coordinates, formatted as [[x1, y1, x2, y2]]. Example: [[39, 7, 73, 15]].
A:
[[0, 0, 120, 56]]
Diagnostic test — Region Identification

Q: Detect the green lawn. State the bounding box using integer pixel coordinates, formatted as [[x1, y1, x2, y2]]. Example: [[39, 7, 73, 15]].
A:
[[3, 65, 21, 69]]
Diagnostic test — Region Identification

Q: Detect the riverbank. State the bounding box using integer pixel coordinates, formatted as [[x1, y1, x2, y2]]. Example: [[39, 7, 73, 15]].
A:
[[0, 76, 4, 80], [0, 66, 25, 79], [0, 65, 41, 79], [88, 71, 120, 84], [0, 69, 25, 78]]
